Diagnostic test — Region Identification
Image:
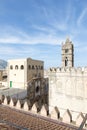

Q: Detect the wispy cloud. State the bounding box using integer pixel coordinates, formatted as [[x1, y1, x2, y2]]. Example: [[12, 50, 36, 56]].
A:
[[31, 24, 56, 35], [49, 21, 67, 32], [0, 25, 64, 45], [77, 8, 87, 26], [0, 0, 87, 68], [0, 42, 61, 69]]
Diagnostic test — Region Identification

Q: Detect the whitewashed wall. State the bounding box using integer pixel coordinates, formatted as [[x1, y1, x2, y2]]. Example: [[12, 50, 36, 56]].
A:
[[49, 67, 87, 115]]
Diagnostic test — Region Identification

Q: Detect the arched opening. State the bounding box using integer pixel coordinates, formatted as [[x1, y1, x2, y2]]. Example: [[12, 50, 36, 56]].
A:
[[36, 86, 39, 93], [65, 57, 68, 67], [32, 65, 34, 69], [41, 66, 43, 70], [20, 65, 24, 69], [28, 65, 31, 69], [10, 65, 13, 69], [15, 65, 18, 70]]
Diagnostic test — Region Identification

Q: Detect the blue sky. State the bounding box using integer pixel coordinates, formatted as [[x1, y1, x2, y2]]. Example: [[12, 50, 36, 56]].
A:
[[0, 0, 87, 68]]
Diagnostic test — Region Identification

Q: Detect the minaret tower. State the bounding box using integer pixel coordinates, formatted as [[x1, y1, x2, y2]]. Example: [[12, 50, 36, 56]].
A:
[[62, 38, 74, 68]]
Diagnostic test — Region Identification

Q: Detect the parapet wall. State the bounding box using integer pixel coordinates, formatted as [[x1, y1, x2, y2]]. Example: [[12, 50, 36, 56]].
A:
[[49, 67, 87, 74], [0, 95, 87, 129], [45, 66, 87, 129]]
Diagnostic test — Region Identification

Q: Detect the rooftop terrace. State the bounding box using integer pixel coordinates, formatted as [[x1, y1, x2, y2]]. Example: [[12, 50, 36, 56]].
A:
[[0, 105, 80, 130]]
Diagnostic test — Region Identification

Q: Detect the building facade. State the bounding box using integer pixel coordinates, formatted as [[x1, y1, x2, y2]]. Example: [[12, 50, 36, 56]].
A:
[[27, 77, 48, 105], [8, 58, 44, 89], [62, 38, 74, 67], [49, 38, 87, 115]]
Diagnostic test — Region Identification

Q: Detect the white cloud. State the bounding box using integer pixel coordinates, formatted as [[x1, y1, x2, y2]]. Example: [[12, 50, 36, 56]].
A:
[[77, 8, 87, 26], [0, 46, 16, 55], [0, 25, 64, 45], [0, 35, 59, 44], [32, 25, 54, 34], [50, 22, 67, 32]]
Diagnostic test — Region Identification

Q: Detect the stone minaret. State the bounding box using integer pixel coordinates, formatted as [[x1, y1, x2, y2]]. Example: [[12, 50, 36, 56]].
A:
[[62, 38, 74, 68]]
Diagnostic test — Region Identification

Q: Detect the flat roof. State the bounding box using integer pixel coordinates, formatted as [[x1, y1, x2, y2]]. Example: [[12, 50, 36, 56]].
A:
[[0, 88, 27, 99], [8, 57, 44, 63]]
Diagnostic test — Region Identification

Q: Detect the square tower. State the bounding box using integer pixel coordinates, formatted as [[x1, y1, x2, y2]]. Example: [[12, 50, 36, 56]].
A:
[[62, 38, 74, 68], [8, 58, 44, 89]]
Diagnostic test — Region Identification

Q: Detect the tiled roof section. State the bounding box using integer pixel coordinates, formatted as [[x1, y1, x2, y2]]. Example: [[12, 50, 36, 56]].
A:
[[0, 105, 79, 130], [0, 123, 17, 130]]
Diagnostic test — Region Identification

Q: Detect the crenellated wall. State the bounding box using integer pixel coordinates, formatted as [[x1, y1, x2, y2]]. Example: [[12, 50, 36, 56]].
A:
[[49, 66, 87, 73], [48, 67, 87, 117], [0, 95, 87, 128]]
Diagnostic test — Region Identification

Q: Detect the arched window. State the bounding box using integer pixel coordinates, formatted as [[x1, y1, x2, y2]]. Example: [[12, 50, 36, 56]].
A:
[[41, 66, 43, 70], [65, 49, 69, 53], [15, 65, 18, 70], [20, 65, 24, 69], [65, 57, 68, 67], [10, 65, 13, 70], [28, 65, 31, 69], [32, 65, 34, 69], [36, 86, 39, 93]]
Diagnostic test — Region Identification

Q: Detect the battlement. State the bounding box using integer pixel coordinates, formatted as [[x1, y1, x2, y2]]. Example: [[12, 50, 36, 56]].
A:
[[1, 95, 87, 129], [49, 67, 87, 74]]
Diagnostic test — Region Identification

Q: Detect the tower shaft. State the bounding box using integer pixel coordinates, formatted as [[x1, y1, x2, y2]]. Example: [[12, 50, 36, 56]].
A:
[[62, 38, 74, 68]]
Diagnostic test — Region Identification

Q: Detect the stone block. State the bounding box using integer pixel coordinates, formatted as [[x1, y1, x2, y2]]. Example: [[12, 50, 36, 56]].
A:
[[16, 100, 21, 109], [76, 112, 84, 126], [31, 102, 38, 114], [51, 106, 60, 120], [10, 98, 14, 107], [24, 101, 29, 111], [3, 96, 7, 105], [63, 109, 72, 123], [40, 104, 48, 117]]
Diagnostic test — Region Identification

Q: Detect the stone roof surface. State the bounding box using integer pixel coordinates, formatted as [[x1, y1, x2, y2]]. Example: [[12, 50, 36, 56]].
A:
[[0, 105, 81, 130]]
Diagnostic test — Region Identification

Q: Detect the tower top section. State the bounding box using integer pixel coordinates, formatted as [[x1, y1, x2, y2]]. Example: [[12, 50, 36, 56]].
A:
[[61, 38, 74, 68], [62, 37, 73, 46], [66, 37, 71, 44]]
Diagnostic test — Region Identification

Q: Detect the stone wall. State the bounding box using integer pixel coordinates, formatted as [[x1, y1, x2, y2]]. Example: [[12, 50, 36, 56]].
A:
[[8, 58, 44, 89], [0, 95, 87, 129], [49, 67, 87, 115]]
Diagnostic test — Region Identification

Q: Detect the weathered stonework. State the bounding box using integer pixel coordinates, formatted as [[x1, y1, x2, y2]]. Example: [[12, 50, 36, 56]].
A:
[[62, 38, 74, 67], [49, 38, 87, 117], [49, 66, 87, 115], [27, 77, 48, 107]]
